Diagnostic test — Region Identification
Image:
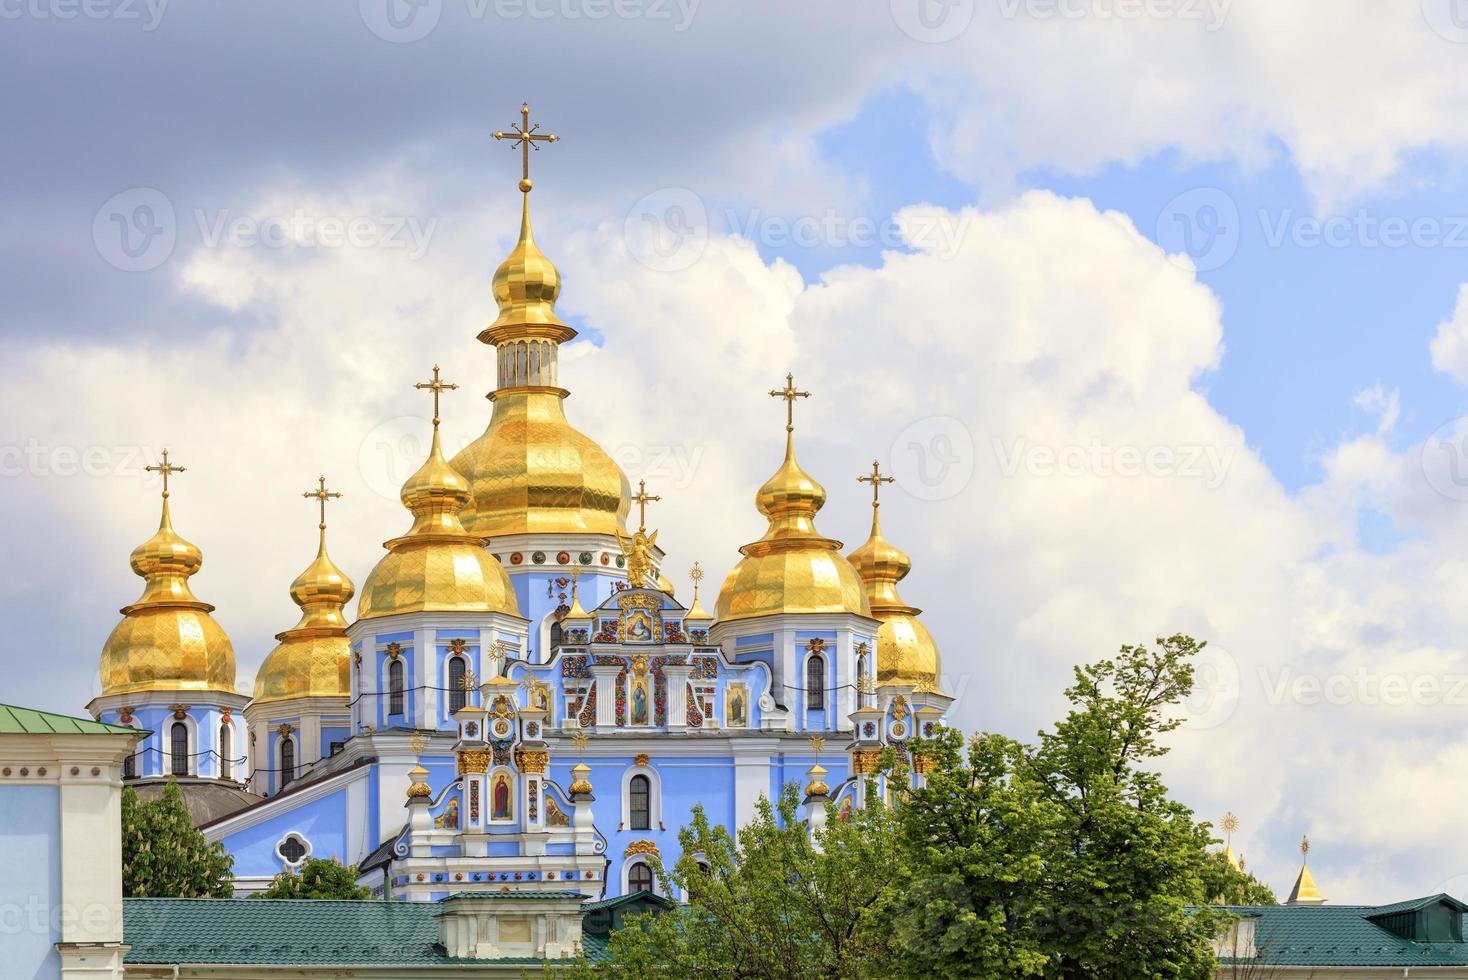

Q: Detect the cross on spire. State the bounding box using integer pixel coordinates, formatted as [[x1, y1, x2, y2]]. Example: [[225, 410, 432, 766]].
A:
[[631, 479, 662, 533], [688, 560, 704, 601], [493, 103, 559, 194], [769, 372, 811, 433], [857, 458, 895, 509], [303, 475, 342, 530], [146, 448, 186, 499], [414, 364, 459, 427]]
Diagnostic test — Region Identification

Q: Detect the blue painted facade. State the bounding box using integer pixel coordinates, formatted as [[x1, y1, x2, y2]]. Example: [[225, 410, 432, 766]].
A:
[[0, 784, 62, 979]]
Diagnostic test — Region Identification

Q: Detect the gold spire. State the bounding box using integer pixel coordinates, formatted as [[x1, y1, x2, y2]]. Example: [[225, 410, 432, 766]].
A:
[[99, 450, 237, 697], [1220, 811, 1242, 872], [846, 459, 943, 693], [253, 477, 356, 705], [565, 568, 589, 619], [357, 369, 521, 620], [406, 734, 433, 800], [1286, 835, 1326, 905], [453, 103, 631, 539], [568, 728, 592, 795], [715, 375, 869, 623], [686, 561, 711, 620]]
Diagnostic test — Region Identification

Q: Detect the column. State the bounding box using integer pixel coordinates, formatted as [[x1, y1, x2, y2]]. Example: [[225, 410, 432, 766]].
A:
[[590, 665, 621, 728]]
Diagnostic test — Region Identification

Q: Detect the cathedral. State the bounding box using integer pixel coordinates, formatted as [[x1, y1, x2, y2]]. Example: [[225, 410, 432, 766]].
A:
[[82, 106, 952, 901]]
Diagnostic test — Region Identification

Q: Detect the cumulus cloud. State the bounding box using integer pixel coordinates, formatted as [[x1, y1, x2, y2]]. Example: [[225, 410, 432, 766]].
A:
[[1430, 284, 1468, 384]]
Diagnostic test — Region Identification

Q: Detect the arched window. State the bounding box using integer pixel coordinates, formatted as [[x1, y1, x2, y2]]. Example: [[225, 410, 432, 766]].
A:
[[550, 619, 564, 649], [170, 722, 190, 776], [280, 737, 296, 788], [389, 658, 405, 716], [123, 751, 136, 780], [628, 861, 654, 894], [448, 656, 467, 713], [218, 723, 232, 780], [806, 655, 825, 710], [629, 774, 651, 830]]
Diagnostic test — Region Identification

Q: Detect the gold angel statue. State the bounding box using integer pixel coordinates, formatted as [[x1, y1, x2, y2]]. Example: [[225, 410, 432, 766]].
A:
[[616, 527, 657, 588]]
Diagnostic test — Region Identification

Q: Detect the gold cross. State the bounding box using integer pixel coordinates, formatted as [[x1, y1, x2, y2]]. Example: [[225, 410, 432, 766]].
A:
[[493, 103, 559, 193], [414, 364, 458, 427], [688, 561, 704, 603], [631, 479, 662, 533], [769, 372, 811, 433], [302, 475, 342, 529], [145, 448, 186, 498], [857, 459, 895, 508]]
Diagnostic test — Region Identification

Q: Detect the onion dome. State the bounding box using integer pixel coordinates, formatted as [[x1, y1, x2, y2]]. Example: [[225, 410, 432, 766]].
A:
[[99, 453, 237, 697], [805, 763, 830, 799], [716, 379, 870, 623], [846, 463, 943, 694], [406, 763, 433, 800], [253, 481, 355, 705], [358, 370, 521, 620], [451, 116, 630, 539]]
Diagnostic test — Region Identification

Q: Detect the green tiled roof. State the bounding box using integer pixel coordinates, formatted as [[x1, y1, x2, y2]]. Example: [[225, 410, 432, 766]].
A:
[[123, 898, 608, 966], [441, 890, 586, 901], [1219, 895, 1468, 967], [581, 891, 675, 914], [0, 703, 139, 736]]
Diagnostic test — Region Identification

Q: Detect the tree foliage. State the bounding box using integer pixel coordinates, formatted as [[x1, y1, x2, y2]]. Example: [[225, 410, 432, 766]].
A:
[[594, 635, 1264, 979], [121, 778, 234, 898], [259, 857, 373, 900], [592, 783, 901, 979]]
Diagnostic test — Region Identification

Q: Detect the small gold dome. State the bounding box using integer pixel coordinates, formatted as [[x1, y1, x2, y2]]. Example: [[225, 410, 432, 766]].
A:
[[716, 433, 870, 623], [452, 390, 631, 538], [846, 506, 942, 693], [479, 196, 571, 343], [254, 524, 355, 705], [99, 496, 238, 697], [359, 426, 521, 620]]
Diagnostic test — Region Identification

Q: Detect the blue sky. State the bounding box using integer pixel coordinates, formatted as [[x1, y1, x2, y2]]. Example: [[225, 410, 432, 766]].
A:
[[10, 0, 1468, 904]]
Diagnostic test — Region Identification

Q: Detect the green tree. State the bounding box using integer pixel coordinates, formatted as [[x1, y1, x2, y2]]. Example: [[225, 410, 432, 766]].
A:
[[592, 782, 900, 979], [121, 778, 234, 897], [1199, 850, 1278, 907], [259, 857, 373, 900], [889, 635, 1231, 979]]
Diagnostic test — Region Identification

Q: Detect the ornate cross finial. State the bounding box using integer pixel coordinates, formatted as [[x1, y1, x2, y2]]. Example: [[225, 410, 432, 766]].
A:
[[689, 561, 704, 602], [1300, 835, 1311, 859], [857, 459, 895, 509], [493, 102, 559, 194], [769, 372, 811, 433], [1220, 811, 1239, 845], [146, 448, 186, 498], [570, 729, 590, 756], [407, 733, 427, 756], [631, 479, 662, 533], [414, 364, 458, 428], [808, 734, 826, 754], [303, 475, 342, 530]]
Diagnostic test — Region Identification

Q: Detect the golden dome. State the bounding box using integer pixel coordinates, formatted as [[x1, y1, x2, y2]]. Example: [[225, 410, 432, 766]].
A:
[[454, 175, 631, 539], [253, 513, 355, 705], [99, 491, 238, 697], [452, 390, 630, 538], [716, 431, 870, 623], [358, 412, 521, 620], [846, 495, 943, 694]]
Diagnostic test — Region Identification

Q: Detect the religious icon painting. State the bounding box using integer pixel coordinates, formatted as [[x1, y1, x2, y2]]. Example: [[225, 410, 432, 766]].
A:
[[624, 609, 654, 643], [725, 683, 748, 728]]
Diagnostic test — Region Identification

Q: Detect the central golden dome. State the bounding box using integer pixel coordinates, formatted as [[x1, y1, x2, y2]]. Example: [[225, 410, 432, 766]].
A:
[[358, 405, 522, 620], [453, 189, 630, 539], [99, 490, 238, 697], [254, 511, 355, 705], [716, 430, 870, 623]]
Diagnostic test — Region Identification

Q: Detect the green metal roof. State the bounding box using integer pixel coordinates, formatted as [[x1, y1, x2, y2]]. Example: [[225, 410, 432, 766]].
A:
[[122, 898, 608, 967], [1219, 895, 1468, 967], [0, 703, 139, 736]]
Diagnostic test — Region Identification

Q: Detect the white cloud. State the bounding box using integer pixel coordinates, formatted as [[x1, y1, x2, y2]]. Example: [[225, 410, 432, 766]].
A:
[[8, 180, 1468, 908], [1431, 284, 1468, 383]]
